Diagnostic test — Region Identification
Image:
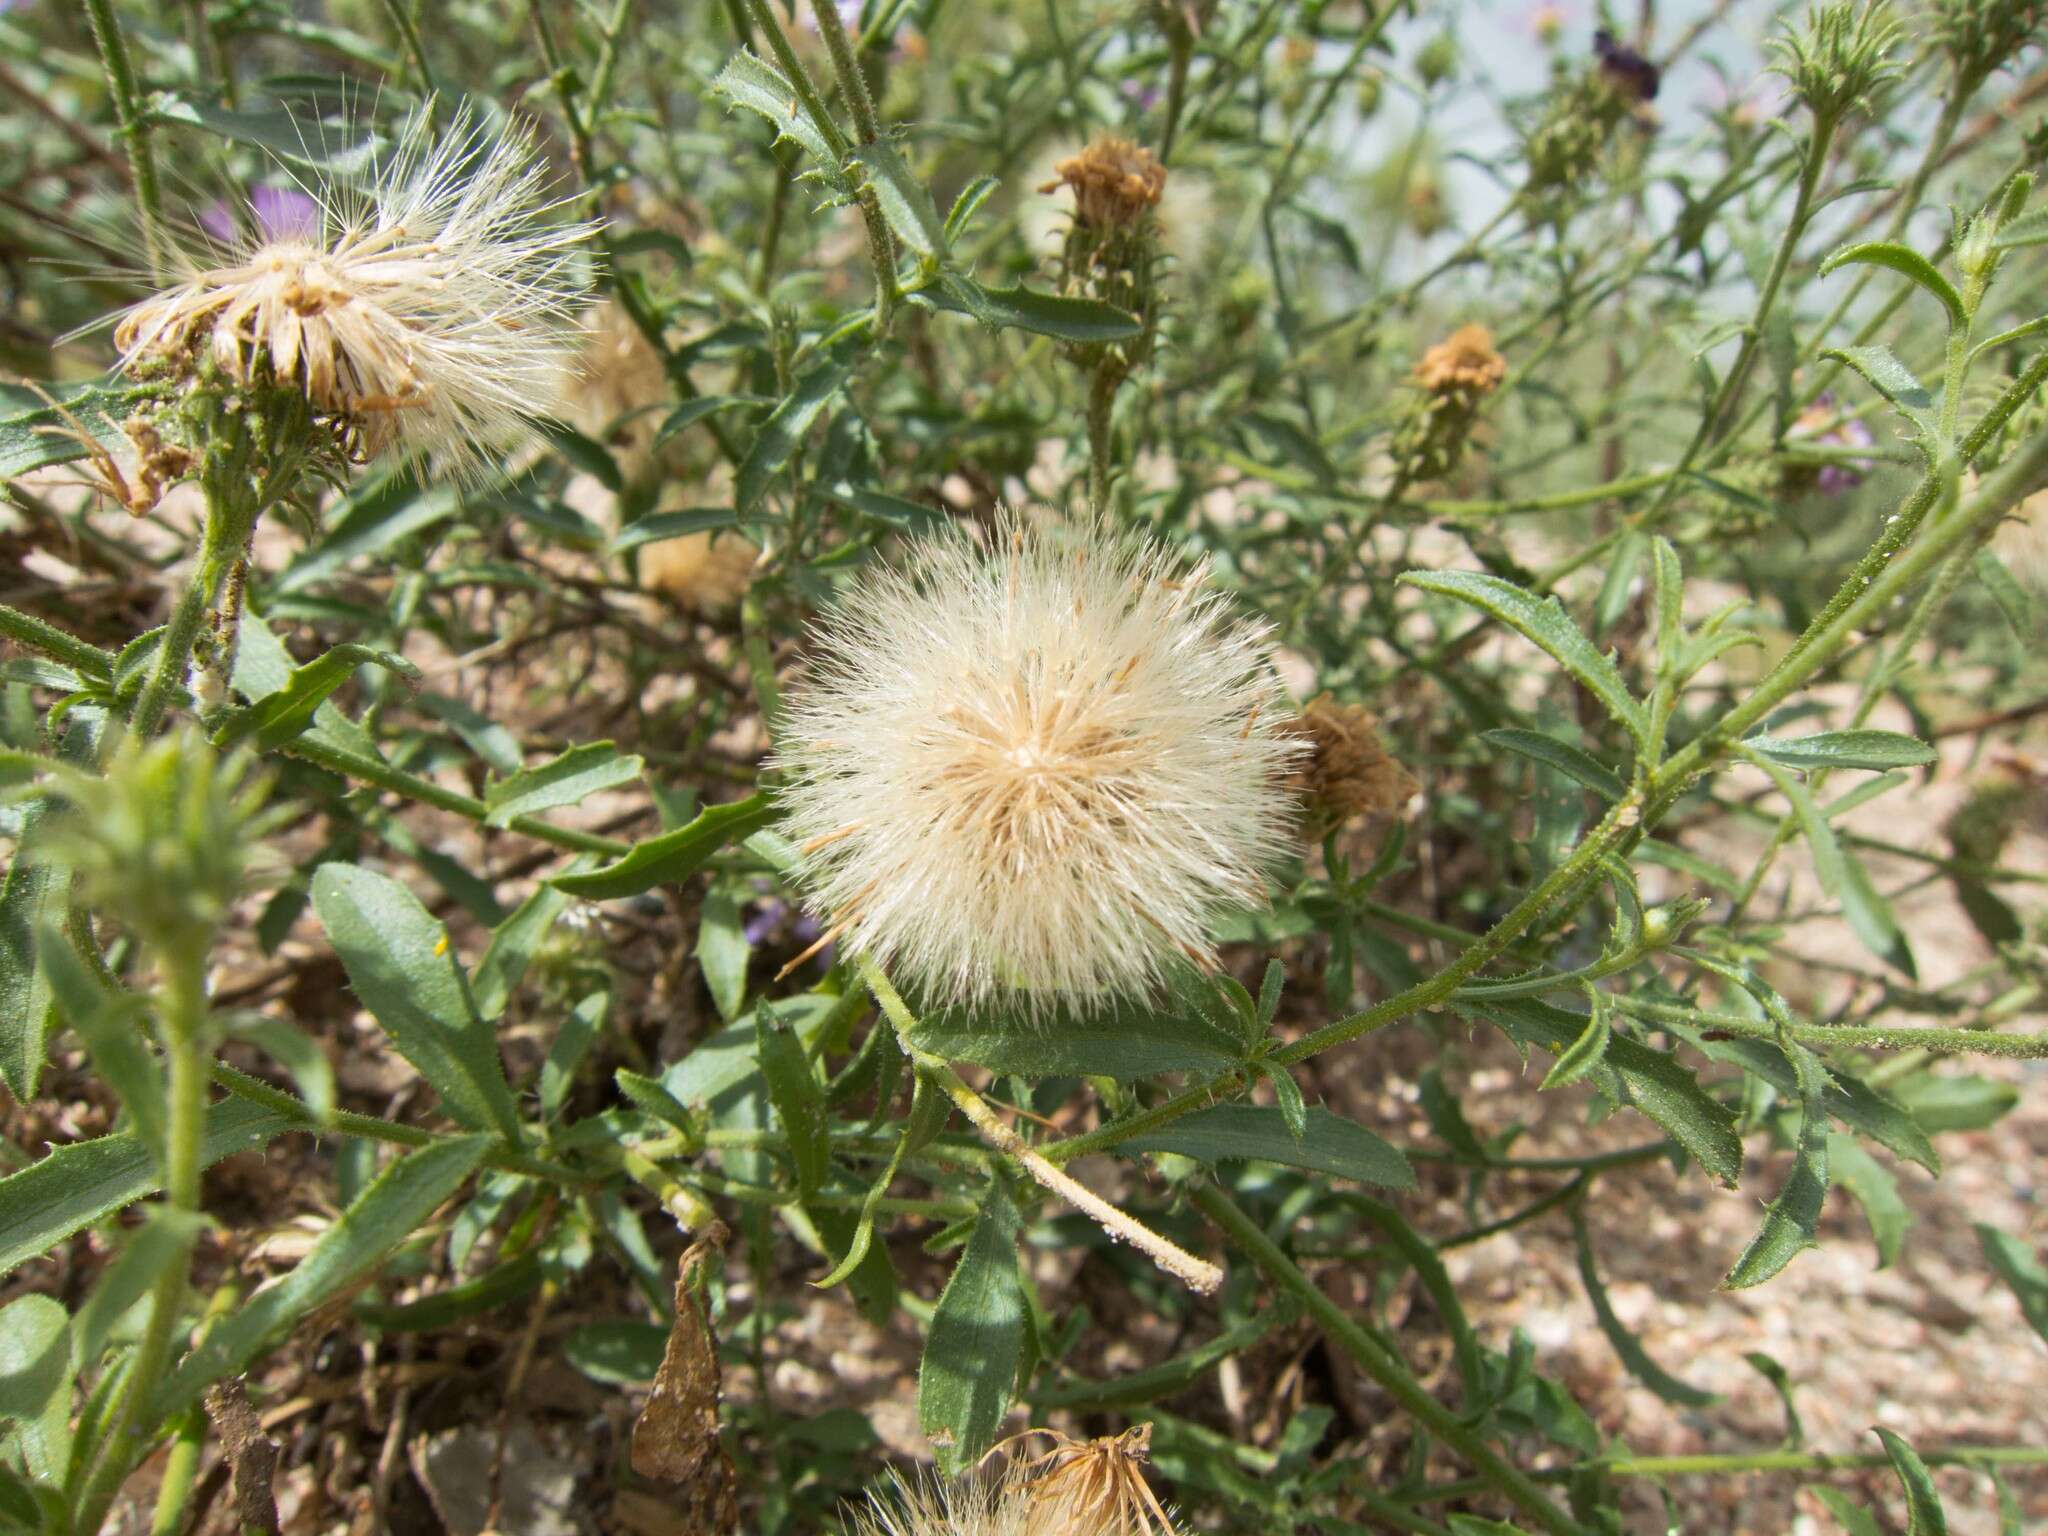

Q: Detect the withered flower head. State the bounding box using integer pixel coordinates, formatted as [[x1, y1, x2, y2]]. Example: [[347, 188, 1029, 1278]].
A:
[[1285, 696, 1417, 830], [848, 1426, 1183, 1536], [114, 103, 598, 481], [1042, 137, 1168, 230], [1413, 324, 1508, 401]]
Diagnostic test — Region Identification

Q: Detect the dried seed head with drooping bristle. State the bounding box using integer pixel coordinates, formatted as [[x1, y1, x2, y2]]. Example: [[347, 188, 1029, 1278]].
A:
[[770, 512, 1302, 1019], [113, 103, 598, 482], [846, 1427, 1185, 1536], [1041, 137, 1168, 231], [1284, 695, 1417, 832]]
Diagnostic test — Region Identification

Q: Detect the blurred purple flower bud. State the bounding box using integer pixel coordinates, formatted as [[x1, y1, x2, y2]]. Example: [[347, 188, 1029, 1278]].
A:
[[1121, 78, 1162, 111], [1594, 29, 1660, 102], [198, 185, 320, 246]]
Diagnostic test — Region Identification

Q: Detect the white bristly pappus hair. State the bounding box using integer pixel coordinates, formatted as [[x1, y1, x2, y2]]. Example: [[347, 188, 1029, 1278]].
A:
[[770, 511, 1303, 1020]]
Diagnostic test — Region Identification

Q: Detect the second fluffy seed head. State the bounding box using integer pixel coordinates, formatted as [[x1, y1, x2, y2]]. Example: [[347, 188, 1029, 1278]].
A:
[[771, 513, 1302, 1019]]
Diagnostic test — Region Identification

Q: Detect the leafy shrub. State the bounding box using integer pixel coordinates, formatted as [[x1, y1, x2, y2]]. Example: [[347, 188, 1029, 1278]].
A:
[[0, 0, 2045, 1532]]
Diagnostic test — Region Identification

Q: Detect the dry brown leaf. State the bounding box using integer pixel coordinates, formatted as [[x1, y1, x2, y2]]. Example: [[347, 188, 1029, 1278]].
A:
[[629, 1223, 737, 1534], [204, 1379, 282, 1536]]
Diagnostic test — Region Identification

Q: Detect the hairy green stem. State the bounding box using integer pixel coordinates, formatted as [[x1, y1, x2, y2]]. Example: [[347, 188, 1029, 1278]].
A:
[[73, 953, 209, 1535], [83, 0, 164, 275], [126, 488, 254, 744], [379, 0, 436, 95], [1192, 1184, 1584, 1536], [1612, 996, 2048, 1059], [1599, 1446, 2048, 1477]]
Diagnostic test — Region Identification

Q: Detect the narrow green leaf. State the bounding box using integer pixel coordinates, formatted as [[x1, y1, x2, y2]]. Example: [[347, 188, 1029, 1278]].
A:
[[1974, 548, 2035, 639], [652, 395, 769, 449], [311, 865, 523, 1142], [1890, 1071, 2016, 1133], [37, 919, 164, 1154], [1875, 1429, 1948, 1536], [918, 1178, 1024, 1476], [1975, 1224, 2048, 1344], [483, 742, 644, 828], [1819, 243, 1967, 331], [906, 993, 1244, 1081], [696, 886, 750, 1023], [1483, 729, 1626, 801], [1743, 1350, 1805, 1449], [1572, 1202, 1718, 1405], [538, 419, 624, 492], [540, 991, 605, 1121], [1471, 998, 1743, 1185], [610, 507, 739, 554], [354, 1249, 545, 1331], [471, 878, 578, 1022], [660, 993, 839, 1108], [711, 51, 853, 193], [1821, 345, 1937, 437], [155, 1136, 489, 1419], [73, 1207, 205, 1368], [1122, 1104, 1415, 1190], [757, 1013, 829, 1198], [736, 352, 855, 514], [0, 1100, 293, 1277], [1258, 1062, 1308, 1143], [1725, 1097, 1829, 1289], [0, 805, 67, 1102], [1829, 1134, 1908, 1268], [1745, 730, 1935, 772], [0, 381, 151, 479], [817, 1072, 950, 1292], [550, 792, 776, 900], [563, 1321, 671, 1385], [818, 483, 945, 531], [213, 643, 420, 751], [943, 173, 999, 245], [1401, 570, 1649, 746], [919, 278, 1143, 342], [0, 1296, 70, 1486], [275, 474, 460, 595], [1540, 996, 1612, 1090], [1811, 1489, 1884, 1536], [850, 140, 947, 259]]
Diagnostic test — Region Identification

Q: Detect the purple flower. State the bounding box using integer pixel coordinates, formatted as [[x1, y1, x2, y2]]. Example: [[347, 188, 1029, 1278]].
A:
[[198, 185, 320, 246], [1120, 78, 1162, 112], [1795, 393, 1878, 494]]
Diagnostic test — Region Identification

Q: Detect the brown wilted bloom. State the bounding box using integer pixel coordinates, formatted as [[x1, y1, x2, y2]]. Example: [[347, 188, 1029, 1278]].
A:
[[850, 1425, 1184, 1536], [639, 529, 759, 614], [1285, 695, 1417, 830], [1042, 137, 1168, 230], [1413, 324, 1507, 402]]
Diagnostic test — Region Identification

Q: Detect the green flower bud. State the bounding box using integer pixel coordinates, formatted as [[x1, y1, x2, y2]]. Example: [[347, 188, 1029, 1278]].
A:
[[1416, 31, 1459, 89], [44, 730, 279, 954], [1770, 0, 1904, 124]]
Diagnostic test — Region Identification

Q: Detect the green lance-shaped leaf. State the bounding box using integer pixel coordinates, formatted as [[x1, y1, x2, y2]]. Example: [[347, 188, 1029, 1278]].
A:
[[0, 1295, 72, 1487], [1744, 730, 1937, 772], [735, 350, 856, 514], [610, 507, 741, 554], [1121, 1104, 1415, 1190], [696, 885, 750, 1024], [710, 51, 854, 196], [1471, 997, 1744, 1185], [1821, 345, 1938, 441], [1818, 242, 1967, 332], [0, 380, 156, 479], [756, 1011, 829, 1198], [943, 174, 999, 245], [0, 1099, 293, 1277], [1540, 994, 1613, 1090], [1483, 729, 1626, 802], [1571, 1199, 1719, 1405], [36, 919, 165, 1155], [1401, 570, 1650, 748], [311, 865, 523, 1142], [1751, 750, 1918, 978], [849, 140, 948, 260], [1725, 1052, 1831, 1289], [1875, 1429, 1949, 1536], [1809, 1490, 1884, 1536], [1829, 1134, 1909, 1268], [919, 277, 1143, 343], [818, 1070, 951, 1291], [214, 643, 420, 752], [0, 802, 68, 1102], [1975, 1224, 2048, 1344], [482, 742, 644, 828], [550, 792, 777, 901], [906, 992, 1244, 1081], [918, 1177, 1025, 1476], [153, 1136, 490, 1420], [472, 875, 581, 1023]]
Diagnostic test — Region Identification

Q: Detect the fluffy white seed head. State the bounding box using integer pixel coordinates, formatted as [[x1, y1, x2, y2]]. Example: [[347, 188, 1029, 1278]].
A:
[[771, 512, 1302, 1018], [113, 103, 598, 480]]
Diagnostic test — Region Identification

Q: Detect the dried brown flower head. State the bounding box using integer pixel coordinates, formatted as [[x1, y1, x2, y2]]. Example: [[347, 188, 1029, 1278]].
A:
[[1285, 695, 1417, 830], [848, 1425, 1184, 1536], [1042, 138, 1168, 230], [639, 528, 759, 614], [1413, 323, 1507, 402]]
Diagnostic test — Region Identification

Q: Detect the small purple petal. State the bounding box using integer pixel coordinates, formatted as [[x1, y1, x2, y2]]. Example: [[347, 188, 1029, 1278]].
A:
[[250, 184, 320, 241]]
